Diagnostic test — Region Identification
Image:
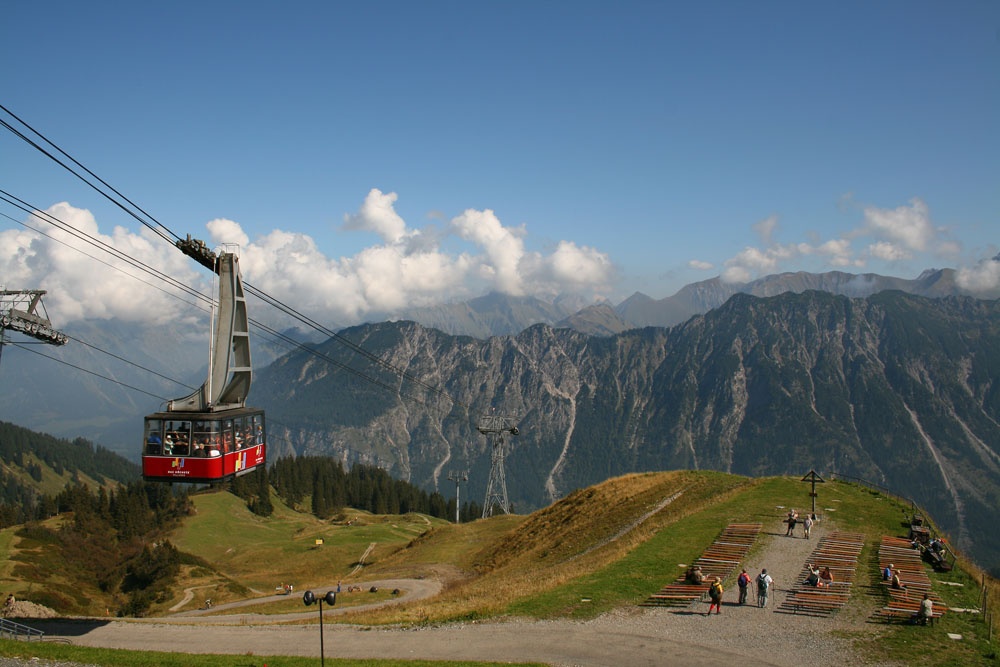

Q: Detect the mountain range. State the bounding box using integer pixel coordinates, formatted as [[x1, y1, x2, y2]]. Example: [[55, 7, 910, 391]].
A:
[[2, 266, 998, 572], [252, 289, 1000, 573], [1, 264, 994, 451], [396, 266, 998, 338]]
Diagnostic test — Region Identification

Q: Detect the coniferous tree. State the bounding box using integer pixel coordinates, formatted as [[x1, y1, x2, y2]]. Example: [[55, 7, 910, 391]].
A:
[[311, 474, 328, 518]]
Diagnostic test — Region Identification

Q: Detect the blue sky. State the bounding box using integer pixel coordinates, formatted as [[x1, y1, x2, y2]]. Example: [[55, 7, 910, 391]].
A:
[[2, 1, 998, 326]]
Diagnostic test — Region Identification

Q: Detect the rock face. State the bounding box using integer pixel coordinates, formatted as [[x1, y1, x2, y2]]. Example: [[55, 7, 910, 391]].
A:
[[254, 290, 1000, 573]]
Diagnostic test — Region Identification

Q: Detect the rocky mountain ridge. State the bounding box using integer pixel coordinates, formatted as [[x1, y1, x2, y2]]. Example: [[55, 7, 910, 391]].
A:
[[1, 264, 994, 458], [254, 290, 1000, 573]]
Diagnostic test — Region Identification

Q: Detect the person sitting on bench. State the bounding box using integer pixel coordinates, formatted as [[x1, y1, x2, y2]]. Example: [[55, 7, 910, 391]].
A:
[[890, 570, 907, 597], [911, 594, 933, 625], [686, 566, 705, 585]]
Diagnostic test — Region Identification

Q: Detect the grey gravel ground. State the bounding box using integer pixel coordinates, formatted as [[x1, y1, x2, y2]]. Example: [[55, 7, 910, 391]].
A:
[[579, 519, 864, 667]]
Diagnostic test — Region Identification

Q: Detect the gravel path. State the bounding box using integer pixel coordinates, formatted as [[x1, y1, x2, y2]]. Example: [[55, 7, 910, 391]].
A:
[[168, 578, 442, 622], [20, 518, 872, 666]]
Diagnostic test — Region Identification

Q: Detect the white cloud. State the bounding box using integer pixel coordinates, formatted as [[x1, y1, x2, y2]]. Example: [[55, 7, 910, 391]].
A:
[[956, 256, 1000, 292], [688, 259, 713, 270], [721, 244, 800, 283], [1, 192, 616, 328], [721, 265, 752, 283], [206, 218, 249, 248], [532, 240, 614, 298], [450, 208, 527, 296], [342, 188, 413, 244], [862, 198, 935, 252], [801, 239, 859, 267], [0, 203, 204, 326], [718, 196, 964, 283], [868, 241, 911, 262]]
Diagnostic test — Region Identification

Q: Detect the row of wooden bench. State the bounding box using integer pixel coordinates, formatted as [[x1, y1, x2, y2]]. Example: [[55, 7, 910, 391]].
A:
[[776, 531, 864, 617], [641, 522, 762, 607], [875, 535, 944, 624]]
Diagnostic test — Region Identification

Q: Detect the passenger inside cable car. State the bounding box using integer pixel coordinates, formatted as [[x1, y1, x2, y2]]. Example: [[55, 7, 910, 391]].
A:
[[145, 419, 163, 455]]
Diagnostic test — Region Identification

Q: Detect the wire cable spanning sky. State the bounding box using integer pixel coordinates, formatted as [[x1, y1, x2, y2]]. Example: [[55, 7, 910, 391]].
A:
[[2, 1, 998, 330]]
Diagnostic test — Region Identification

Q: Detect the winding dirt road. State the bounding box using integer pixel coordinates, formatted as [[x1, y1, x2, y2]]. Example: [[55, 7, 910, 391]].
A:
[[168, 578, 440, 623]]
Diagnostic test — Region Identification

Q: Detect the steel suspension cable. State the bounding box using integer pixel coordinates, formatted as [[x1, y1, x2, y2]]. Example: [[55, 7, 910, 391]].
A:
[[8, 342, 170, 401], [1, 108, 469, 413], [0, 105, 179, 244]]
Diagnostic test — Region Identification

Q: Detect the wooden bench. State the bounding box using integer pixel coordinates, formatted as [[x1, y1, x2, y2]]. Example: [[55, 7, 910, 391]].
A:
[[877, 606, 943, 625], [641, 522, 761, 607]]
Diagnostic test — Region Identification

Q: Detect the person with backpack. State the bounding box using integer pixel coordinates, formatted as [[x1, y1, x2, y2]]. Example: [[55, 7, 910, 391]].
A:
[[757, 569, 773, 608], [737, 568, 751, 604], [707, 577, 724, 615], [785, 509, 798, 536]]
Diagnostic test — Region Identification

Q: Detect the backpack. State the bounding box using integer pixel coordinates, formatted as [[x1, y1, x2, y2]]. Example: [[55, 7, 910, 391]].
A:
[[738, 573, 749, 587], [757, 574, 768, 591], [710, 583, 722, 600]]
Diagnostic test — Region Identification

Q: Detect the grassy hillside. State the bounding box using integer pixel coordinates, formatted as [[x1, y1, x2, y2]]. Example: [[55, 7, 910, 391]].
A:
[[350, 470, 748, 623], [0, 451, 109, 497], [165, 488, 449, 612], [0, 469, 995, 665], [338, 472, 999, 664]]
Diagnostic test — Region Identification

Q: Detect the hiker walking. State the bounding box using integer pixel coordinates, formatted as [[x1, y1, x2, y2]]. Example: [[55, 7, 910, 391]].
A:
[[707, 577, 724, 615], [737, 568, 750, 605], [803, 514, 813, 539], [756, 569, 773, 608], [785, 509, 798, 536]]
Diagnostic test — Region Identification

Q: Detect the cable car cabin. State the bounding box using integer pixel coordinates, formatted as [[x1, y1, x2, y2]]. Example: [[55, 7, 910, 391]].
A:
[[143, 247, 263, 484], [142, 408, 265, 483]]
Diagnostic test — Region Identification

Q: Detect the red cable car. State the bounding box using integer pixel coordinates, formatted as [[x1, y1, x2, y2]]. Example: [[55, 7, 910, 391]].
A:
[[143, 242, 265, 483]]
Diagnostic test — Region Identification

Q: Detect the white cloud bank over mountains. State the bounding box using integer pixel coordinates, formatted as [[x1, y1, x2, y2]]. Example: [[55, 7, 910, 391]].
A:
[[1, 190, 994, 329], [0, 189, 614, 328], [714, 197, 978, 285]]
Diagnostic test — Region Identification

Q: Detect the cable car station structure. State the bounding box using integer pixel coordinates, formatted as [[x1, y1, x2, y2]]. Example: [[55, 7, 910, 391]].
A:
[[141, 239, 265, 484], [0, 289, 69, 373], [0, 290, 68, 345]]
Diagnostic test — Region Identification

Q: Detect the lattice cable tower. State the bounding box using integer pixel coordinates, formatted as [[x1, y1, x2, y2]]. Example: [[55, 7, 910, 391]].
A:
[[0, 289, 68, 373], [478, 413, 519, 518]]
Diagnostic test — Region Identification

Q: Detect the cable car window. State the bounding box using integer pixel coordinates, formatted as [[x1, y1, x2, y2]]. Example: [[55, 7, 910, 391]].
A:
[[233, 416, 249, 450], [221, 419, 232, 453], [243, 416, 253, 450], [253, 413, 264, 446], [192, 419, 220, 457], [145, 419, 163, 455], [164, 420, 191, 457]]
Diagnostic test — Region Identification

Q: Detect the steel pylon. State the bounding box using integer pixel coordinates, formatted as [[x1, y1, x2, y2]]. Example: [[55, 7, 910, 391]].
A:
[[478, 413, 519, 518]]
